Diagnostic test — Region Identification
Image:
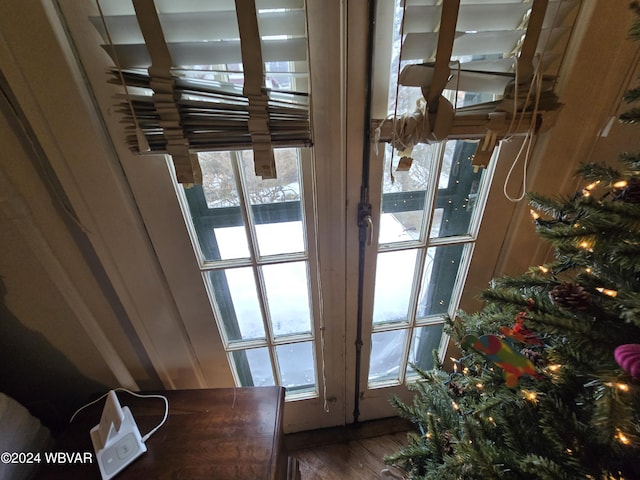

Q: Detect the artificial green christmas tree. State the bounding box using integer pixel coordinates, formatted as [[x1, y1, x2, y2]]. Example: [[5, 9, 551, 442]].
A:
[[385, 157, 640, 480]]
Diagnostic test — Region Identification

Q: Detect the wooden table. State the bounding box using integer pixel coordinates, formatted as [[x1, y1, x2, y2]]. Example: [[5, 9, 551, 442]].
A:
[[35, 387, 292, 479]]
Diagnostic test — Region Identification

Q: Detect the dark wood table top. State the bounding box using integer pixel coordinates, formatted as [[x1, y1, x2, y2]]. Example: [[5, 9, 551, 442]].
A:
[[34, 387, 286, 479]]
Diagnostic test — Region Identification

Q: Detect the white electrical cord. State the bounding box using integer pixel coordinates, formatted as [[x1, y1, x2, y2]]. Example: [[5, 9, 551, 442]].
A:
[[69, 388, 169, 443]]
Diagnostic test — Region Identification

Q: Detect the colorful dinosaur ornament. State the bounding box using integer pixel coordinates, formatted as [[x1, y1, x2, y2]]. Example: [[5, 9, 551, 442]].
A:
[[462, 334, 541, 387]]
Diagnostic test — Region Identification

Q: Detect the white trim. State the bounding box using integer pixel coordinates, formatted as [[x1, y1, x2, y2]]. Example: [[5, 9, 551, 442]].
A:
[[0, 168, 138, 390], [0, 0, 209, 390]]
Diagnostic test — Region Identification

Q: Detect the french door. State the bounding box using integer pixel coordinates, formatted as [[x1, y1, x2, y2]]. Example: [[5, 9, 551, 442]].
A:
[[163, 0, 499, 428], [176, 146, 348, 431], [348, 138, 496, 421], [51, 0, 499, 432], [343, 0, 498, 421], [15, 0, 580, 436]]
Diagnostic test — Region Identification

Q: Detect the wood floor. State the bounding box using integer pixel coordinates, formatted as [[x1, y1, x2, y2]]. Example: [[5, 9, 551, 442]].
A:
[[285, 418, 412, 480]]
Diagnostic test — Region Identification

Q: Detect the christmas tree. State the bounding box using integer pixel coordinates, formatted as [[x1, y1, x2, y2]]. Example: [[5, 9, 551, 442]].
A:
[[385, 8, 640, 478], [620, 1, 640, 125], [385, 157, 640, 478]]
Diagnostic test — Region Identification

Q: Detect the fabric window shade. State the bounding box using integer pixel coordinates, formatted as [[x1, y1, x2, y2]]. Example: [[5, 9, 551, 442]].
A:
[[93, 0, 310, 183]]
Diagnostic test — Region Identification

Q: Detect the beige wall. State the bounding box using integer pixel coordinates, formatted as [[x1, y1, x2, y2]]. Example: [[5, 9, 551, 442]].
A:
[[0, 87, 163, 430]]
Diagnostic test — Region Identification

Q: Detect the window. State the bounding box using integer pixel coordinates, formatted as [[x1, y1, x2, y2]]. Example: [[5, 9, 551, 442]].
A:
[[368, 138, 494, 387], [89, 0, 324, 401], [366, 0, 516, 387], [181, 148, 319, 398]]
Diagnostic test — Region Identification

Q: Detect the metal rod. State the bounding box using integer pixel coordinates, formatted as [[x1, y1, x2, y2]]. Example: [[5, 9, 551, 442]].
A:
[[354, 0, 377, 424]]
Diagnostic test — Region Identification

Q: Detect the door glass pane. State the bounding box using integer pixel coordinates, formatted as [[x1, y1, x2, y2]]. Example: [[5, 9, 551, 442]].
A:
[[276, 342, 316, 394], [185, 153, 250, 262], [240, 149, 305, 257], [200, 151, 240, 208], [372, 250, 417, 325], [417, 244, 465, 318], [214, 226, 251, 259], [379, 144, 434, 245], [368, 329, 406, 386], [407, 323, 445, 377], [429, 140, 483, 239], [186, 146, 318, 401], [262, 262, 311, 337], [232, 348, 275, 387], [207, 269, 265, 342]]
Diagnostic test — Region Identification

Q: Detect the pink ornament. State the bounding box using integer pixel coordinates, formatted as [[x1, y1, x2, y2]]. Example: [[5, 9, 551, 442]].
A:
[[614, 344, 640, 379]]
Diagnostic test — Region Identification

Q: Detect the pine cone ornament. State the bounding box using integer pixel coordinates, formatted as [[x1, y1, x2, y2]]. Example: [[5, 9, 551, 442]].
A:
[[448, 381, 465, 396], [614, 177, 640, 203], [521, 348, 545, 368], [441, 431, 453, 455], [549, 283, 592, 311]]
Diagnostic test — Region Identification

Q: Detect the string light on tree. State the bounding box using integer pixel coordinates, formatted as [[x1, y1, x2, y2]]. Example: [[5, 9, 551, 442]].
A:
[[596, 287, 618, 297], [615, 429, 630, 446], [582, 180, 600, 196], [616, 383, 630, 393], [450, 357, 459, 374], [579, 240, 594, 251]]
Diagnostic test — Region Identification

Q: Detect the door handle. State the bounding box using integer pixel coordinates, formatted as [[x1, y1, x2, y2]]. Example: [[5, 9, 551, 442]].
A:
[[358, 203, 374, 246], [363, 214, 373, 246]]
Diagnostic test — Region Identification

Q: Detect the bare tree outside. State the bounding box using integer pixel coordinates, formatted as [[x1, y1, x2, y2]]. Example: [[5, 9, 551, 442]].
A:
[[199, 148, 301, 209]]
